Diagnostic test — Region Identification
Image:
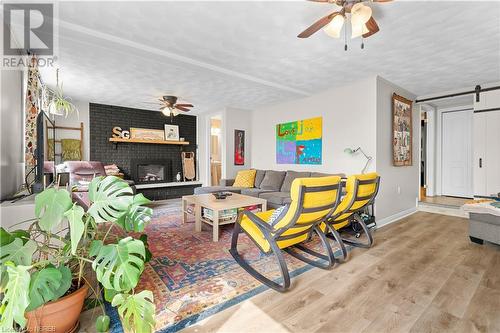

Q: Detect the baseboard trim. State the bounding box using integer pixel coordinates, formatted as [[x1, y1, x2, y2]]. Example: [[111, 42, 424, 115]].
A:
[[376, 207, 418, 229]]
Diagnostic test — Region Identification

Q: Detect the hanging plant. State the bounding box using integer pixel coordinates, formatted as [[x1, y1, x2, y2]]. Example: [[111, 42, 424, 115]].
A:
[[48, 69, 78, 117]]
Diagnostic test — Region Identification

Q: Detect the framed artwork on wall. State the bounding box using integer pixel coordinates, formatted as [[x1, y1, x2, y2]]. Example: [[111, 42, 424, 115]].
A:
[[392, 93, 413, 166], [276, 117, 322, 165], [164, 124, 180, 141], [234, 129, 245, 165], [130, 128, 165, 141]]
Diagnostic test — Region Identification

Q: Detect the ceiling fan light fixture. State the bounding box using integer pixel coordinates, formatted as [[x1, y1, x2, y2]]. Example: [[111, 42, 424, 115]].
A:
[[161, 107, 171, 116], [323, 14, 345, 38], [351, 20, 369, 38], [351, 3, 372, 26]]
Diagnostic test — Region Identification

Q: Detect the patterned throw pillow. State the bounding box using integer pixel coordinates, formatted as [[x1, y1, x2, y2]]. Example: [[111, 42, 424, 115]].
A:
[[268, 205, 288, 226], [233, 169, 257, 188]]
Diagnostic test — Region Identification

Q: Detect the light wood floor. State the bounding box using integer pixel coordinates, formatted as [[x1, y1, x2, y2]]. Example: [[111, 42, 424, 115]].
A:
[[420, 196, 470, 207], [182, 212, 500, 333]]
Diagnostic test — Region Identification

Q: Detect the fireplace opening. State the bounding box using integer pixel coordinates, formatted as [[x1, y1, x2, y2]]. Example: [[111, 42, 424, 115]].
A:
[[131, 159, 172, 184], [137, 164, 165, 182]]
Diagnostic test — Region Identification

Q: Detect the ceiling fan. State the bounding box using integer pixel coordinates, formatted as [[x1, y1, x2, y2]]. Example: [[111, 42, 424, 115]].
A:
[[298, 0, 392, 47], [158, 95, 193, 121]]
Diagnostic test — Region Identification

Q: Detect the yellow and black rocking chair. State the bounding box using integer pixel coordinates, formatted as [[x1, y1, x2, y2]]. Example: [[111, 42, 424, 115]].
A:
[[325, 172, 380, 259], [230, 176, 343, 292]]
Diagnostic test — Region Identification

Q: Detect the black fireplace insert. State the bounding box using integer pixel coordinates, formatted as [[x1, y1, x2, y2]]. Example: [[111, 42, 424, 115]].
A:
[[131, 159, 173, 184]]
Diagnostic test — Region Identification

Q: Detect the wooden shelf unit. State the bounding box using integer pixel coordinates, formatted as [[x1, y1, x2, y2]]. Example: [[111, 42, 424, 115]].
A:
[[109, 137, 190, 145]]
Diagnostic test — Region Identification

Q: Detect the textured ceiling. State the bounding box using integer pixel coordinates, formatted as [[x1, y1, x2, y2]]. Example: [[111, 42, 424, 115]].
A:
[[38, 1, 500, 113]]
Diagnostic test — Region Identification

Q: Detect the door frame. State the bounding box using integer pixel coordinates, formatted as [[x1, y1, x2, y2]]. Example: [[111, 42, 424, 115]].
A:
[[440, 108, 474, 198]]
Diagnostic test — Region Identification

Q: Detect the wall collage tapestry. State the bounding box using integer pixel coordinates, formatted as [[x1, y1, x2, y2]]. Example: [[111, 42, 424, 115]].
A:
[[276, 117, 322, 165], [392, 93, 413, 166]]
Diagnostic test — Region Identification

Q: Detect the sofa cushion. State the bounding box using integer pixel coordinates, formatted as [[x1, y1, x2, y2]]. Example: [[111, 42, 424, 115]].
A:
[[259, 170, 286, 191], [254, 169, 267, 188], [259, 192, 291, 206], [281, 171, 311, 192], [240, 188, 273, 198], [194, 186, 244, 195]]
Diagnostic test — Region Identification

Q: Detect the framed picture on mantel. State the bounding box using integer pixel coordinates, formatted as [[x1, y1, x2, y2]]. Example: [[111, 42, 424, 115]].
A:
[[392, 93, 413, 166], [130, 128, 165, 141], [164, 124, 180, 141]]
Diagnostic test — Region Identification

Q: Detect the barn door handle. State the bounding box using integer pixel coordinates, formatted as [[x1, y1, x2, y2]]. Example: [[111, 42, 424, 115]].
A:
[[479, 158, 483, 168]]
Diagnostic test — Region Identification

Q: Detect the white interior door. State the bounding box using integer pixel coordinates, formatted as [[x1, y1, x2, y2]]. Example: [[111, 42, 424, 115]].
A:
[[485, 111, 500, 196], [442, 110, 473, 198]]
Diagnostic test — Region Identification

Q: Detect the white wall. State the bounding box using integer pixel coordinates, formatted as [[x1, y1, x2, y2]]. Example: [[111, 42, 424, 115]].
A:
[[375, 76, 419, 222], [50, 100, 90, 160], [251, 77, 377, 175], [1, 69, 25, 199]]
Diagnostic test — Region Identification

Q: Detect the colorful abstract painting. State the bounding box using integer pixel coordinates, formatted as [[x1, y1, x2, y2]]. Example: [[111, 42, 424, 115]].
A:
[[276, 117, 322, 164]]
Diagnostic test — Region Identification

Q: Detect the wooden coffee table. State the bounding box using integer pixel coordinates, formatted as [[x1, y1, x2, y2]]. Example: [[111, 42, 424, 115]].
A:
[[182, 193, 267, 241]]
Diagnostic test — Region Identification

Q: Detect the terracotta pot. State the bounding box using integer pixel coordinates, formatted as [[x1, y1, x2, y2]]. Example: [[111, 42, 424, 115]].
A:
[[25, 283, 89, 333]]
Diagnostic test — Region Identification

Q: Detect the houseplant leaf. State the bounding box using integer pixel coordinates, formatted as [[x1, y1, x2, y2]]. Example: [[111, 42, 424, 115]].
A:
[[64, 204, 85, 254], [0, 262, 31, 330], [53, 265, 72, 299], [92, 237, 145, 291], [89, 240, 103, 257], [10, 230, 31, 244], [116, 195, 153, 232], [88, 176, 133, 223], [139, 234, 152, 263], [111, 290, 156, 333], [0, 227, 15, 246], [27, 266, 62, 311], [0, 238, 36, 265], [95, 315, 110, 333], [35, 187, 73, 231]]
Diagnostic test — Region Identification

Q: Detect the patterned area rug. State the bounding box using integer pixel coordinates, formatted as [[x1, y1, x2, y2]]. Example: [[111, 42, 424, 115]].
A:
[[107, 201, 346, 333]]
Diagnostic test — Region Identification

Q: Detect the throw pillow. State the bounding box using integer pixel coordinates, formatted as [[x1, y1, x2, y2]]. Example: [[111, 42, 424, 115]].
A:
[[233, 169, 256, 188], [259, 170, 286, 191], [268, 205, 288, 226]]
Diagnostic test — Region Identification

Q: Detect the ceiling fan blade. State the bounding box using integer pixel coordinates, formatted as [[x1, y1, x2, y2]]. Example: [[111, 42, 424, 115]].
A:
[[175, 104, 194, 108], [362, 16, 379, 38], [175, 106, 190, 112], [297, 11, 339, 38]]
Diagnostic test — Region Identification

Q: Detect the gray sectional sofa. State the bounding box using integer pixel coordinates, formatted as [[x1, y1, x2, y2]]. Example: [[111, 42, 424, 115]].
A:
[[194, 170, 346, 209]]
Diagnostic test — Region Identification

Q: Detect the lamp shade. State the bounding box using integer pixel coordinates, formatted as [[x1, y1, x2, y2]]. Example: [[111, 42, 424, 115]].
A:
[[351, 3, 372, 25], [161, 107, 170, 117], [351, 20, 370, 38], [344, 148, 354, 154], [324, 14, 345, 38]]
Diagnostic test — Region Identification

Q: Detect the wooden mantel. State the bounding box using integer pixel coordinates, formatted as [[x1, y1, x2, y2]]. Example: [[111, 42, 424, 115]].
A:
[[109, 137, 190, 145]]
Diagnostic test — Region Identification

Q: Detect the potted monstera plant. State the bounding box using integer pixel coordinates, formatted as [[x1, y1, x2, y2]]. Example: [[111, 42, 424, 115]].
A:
[[0, 176, 156, 333]]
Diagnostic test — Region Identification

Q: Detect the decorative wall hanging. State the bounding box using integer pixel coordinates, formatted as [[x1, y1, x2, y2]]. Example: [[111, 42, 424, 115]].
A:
[[164, 124, 180, 141], [25, 56, 42, 183], [392, 93, 413, 166], [130, 128, 165, 141], [234, 129, 245, 165], [276, 117, 322, 165]]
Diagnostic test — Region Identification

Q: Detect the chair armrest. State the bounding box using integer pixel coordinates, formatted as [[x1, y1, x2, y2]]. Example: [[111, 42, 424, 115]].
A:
[[239, 210, 274, 232], [220, 178, 235, 186]]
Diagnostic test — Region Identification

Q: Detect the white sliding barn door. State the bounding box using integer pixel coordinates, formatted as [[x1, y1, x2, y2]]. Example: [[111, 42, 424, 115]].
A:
[[442, 110, 473, 198]]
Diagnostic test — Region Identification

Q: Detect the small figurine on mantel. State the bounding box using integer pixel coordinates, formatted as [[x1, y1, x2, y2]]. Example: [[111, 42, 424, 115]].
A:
[[176, 172, 182, 182]]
